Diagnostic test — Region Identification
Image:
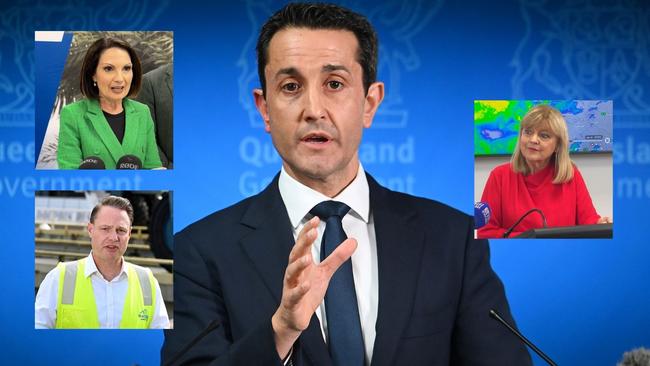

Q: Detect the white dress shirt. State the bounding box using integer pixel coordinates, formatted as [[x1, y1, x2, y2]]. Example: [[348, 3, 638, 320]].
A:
[[35, 253, 170, 329], [279, 164, 378, 364]]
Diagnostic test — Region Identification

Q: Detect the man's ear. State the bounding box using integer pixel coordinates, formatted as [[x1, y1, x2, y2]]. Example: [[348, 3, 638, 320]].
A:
[[87, 223, 94, 236], [253, 88, 271, 133], [363, 82, 385, 128]]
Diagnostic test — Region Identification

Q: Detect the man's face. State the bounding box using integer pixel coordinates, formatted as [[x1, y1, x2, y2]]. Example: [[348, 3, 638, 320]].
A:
[[254, 28, 383, 188], [88, 206, 131, 264]]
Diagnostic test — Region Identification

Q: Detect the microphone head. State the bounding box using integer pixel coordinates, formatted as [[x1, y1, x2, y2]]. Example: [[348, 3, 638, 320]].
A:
[[79, 156, 105, 169], [116, 155, 143, 170], [618, 347, 650, 366], [474, 202, 491, 229]]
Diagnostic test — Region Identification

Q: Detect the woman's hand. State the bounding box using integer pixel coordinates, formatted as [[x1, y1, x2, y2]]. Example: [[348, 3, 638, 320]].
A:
[[597, 216, 612, 224]]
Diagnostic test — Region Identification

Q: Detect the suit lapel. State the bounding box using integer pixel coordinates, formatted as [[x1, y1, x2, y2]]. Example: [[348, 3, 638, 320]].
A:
[[368, 175, 425, 366], [238, 176, 332, 365], [239, 177, 293, 303], [121, 99, 141, 154], [85, 99, 124, 162], [164, 66, 173, 96]]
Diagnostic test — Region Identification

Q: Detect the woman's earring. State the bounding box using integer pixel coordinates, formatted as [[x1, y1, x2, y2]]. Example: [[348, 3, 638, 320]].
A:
[[93, 81, 97, 87]]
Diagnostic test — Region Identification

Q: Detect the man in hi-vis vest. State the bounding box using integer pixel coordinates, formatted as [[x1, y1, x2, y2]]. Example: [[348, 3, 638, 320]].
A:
[[35, 195, 170, 329]]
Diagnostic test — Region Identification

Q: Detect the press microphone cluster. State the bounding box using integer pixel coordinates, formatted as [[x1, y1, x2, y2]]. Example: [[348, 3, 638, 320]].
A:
[[78, 155, 143, 169], [474, 202, 491, 229]]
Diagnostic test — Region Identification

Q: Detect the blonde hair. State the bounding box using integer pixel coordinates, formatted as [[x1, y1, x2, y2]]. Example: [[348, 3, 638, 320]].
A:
[[511, 104, 573, 184]]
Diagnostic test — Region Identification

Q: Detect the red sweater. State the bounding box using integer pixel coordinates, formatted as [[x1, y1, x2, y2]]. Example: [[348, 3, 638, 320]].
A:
[[477, 162, 600, 238]]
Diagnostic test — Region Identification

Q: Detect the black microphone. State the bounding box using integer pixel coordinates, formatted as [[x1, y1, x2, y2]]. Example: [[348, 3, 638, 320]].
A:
[[503, 208, 547, 238], [116, 154, 142, 169], [474, 202, 491, 229], [164, 319, 221, 366], [489, 309, 557, 366], [79, 156, 105, 169]]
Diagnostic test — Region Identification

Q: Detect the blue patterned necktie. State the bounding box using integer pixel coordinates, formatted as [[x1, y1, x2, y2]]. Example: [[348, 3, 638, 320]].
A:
[[310, 201, 364, 365]]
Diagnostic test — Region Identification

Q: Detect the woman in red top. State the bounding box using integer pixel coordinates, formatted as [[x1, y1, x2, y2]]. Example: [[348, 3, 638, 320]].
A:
[[477, 105, 612, 239]]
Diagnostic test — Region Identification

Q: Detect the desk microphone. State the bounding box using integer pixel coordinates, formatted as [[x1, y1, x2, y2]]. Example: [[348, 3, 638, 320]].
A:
[[503, 208, 547, 238], [489, 309, 557, 366], [164, 319, 221, 366]]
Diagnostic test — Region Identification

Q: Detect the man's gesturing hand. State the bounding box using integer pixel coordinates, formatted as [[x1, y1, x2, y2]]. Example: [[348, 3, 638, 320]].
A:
[[271, 216, 357, 359]]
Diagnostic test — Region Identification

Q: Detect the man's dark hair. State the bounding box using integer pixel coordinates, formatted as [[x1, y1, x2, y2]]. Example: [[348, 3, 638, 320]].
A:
[[89, 195, 134, 225], [256, 2, 378, 96], [80, 37, 143, 99]]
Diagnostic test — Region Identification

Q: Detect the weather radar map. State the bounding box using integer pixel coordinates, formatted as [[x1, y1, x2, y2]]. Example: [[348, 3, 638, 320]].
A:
[[474, 100, 613, 156]]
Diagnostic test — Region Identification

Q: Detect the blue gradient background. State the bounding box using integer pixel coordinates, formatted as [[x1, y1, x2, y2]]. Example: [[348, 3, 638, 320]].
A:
[[2, 0, 649, 365]]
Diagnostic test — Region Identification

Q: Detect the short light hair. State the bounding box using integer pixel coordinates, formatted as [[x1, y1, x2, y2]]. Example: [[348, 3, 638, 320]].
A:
[[89, 195, 134, 225], [511, 104, 574, 184]]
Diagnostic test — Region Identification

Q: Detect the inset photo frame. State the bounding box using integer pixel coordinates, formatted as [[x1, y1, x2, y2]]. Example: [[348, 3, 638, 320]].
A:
[[474, 100, 613, 239], [35, 31, 173, 170], [35, 190, 173, 329]]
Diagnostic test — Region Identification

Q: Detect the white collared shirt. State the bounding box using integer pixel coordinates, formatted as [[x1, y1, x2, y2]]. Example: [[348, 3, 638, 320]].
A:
[[35, 253, 170, 329], [279, 164, 378, 364]]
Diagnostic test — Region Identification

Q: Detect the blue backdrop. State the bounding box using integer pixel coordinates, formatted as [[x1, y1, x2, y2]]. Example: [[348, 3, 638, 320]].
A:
[[1, 0, 649, 365]]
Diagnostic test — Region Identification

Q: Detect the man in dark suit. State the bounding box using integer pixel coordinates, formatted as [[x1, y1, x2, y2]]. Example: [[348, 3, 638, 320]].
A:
[[136, 63, 173, 168], [163, 3, 531, 365]]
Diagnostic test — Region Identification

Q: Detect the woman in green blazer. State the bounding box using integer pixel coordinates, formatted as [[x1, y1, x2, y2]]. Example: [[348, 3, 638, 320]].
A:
[[57, 37, 163, 169]]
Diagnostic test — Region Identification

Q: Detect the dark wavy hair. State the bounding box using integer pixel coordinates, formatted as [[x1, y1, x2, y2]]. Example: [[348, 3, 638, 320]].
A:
[[256, 2, 378, 96], [79, 37, 142, 99]]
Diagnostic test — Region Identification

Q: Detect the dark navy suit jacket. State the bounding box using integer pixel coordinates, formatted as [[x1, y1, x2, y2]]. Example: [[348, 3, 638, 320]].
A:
[[162, 174, 531, 365]]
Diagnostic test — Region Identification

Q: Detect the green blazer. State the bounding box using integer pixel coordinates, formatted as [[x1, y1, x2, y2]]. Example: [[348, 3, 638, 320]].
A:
[[57, 98, 163, 169]]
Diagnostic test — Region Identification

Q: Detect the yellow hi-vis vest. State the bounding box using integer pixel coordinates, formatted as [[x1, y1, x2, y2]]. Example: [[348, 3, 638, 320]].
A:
[[55, 257, 156, 329]]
